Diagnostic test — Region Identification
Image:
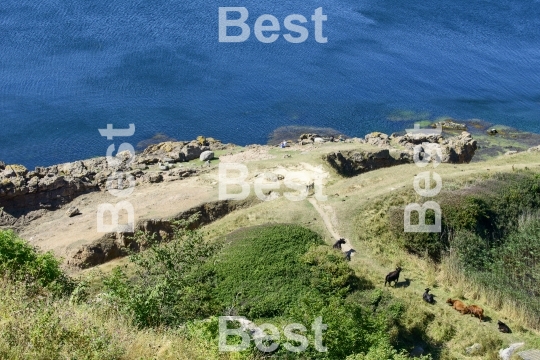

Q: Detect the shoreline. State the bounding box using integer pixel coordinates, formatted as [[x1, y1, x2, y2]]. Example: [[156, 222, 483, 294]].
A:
[[3, 119, 540, 170]]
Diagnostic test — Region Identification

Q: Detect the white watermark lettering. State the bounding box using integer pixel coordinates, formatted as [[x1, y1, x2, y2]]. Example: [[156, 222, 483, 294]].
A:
[[219, 7, 327, 43], [97, 124, 137, 233], [218, 316, 326, 353], [404, 123, 443, 233]]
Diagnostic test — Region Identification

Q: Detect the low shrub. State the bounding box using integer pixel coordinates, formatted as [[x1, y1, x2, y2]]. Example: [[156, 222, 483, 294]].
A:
[[0, 230, 74, 295]]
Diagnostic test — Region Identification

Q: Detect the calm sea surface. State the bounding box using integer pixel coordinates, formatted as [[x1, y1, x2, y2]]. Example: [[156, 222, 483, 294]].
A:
[[1, 0, 540, 168]]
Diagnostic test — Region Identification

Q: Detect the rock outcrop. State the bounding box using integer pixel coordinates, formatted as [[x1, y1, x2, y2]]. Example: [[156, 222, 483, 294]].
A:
[[325, 148, 411, 177], [0, 139, 218, 226], [325, 131, 477, 177]]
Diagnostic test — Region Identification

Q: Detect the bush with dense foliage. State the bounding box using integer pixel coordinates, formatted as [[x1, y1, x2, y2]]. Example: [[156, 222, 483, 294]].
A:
[[0, 229, 74, 295], [368, 171, 540, 327], [102, 222, 417, 358]]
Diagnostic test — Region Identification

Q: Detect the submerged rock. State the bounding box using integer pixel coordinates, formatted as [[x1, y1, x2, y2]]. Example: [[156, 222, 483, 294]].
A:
[[431, 119, 467, 131]]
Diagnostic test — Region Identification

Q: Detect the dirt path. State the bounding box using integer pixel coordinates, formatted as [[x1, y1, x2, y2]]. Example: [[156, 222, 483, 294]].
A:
[[307, 198, 354, 254]]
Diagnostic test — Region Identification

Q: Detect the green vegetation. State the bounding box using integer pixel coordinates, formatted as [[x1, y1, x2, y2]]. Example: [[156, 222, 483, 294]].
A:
[[0, 229, 74, 296], [103, 223, 423, 359], [0, 223, 434, 359], [361, 170, 540, 329]]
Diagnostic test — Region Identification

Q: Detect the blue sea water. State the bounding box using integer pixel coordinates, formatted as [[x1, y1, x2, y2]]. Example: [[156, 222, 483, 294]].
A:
[[1, 0, 540, 168]]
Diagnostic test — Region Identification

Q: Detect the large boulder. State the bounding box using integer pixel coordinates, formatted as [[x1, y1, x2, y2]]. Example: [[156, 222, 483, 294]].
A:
[[181, 141, 210, 162], [499, 343, 525, 360], [439, 131, 477, 164], [365, 132, 391, 147], [200, 150, 214, 161], [136, 141, 187, 164]]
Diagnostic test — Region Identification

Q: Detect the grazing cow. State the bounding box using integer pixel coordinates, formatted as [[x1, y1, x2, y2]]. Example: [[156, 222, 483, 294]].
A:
[[344, 249, 356, 261], [384, 267, 402, 287], [498, 320, 511, 333], [467, 305, 484, 322], [446, 298, 470, 314], [333, 238, 346, 250], [423, 288, 434, 304]]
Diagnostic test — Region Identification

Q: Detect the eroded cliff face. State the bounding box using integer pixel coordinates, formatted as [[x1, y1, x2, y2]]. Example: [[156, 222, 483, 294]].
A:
[[67, 198, 255, 269], [0, 140, 222, 227], [324, 131, 478, 177]]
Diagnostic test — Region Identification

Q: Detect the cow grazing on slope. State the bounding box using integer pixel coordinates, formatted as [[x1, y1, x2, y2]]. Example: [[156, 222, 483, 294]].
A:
[[497, 320, 511, 333], [384, 267, 402, 287], [446, 298, 470, 314], [344, 249, 356, 261], [467, 305, 484, 322], [423, 288, 434, 304], [333, 238, 346, 250]]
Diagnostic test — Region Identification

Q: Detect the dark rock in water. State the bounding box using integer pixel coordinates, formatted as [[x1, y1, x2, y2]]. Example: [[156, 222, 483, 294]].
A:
[[487, 128, 498, 135], [136, 133, 177, 151], [268, 126, 346, 145]]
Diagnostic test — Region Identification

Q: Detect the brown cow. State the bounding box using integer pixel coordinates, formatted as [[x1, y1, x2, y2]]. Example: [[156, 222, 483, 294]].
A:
[[446, 298, 470, 314], [467, 305, 484, 322]]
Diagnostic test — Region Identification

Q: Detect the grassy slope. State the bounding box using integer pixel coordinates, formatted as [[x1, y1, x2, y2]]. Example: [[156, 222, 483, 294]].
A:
[[85, 148, 540, 359]]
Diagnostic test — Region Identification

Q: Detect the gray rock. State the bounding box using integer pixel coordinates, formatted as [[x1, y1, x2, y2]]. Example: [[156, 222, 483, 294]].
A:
[[181, 142, 209, 161], [262, 172, 279, 182], [0, 161, 5, 170], [517, 349, 540, 360], [143, 173, 163, 184], [313, 137, 325, 143], [499, 343, 525, 360], [488, 128, 498, 135], [2, 168, 15, 178], [465, 343, 483, 356], [65, 206, 81, 217], [200, 150, 214, 161]]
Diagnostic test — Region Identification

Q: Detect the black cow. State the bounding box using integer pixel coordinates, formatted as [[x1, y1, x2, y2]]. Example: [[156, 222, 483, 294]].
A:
[[384, 267, 402, 287], [497, 320, 512, 333], [333, 238, 346, 249], [422, 288, 434, 304], [344, 249, 356, 261]]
